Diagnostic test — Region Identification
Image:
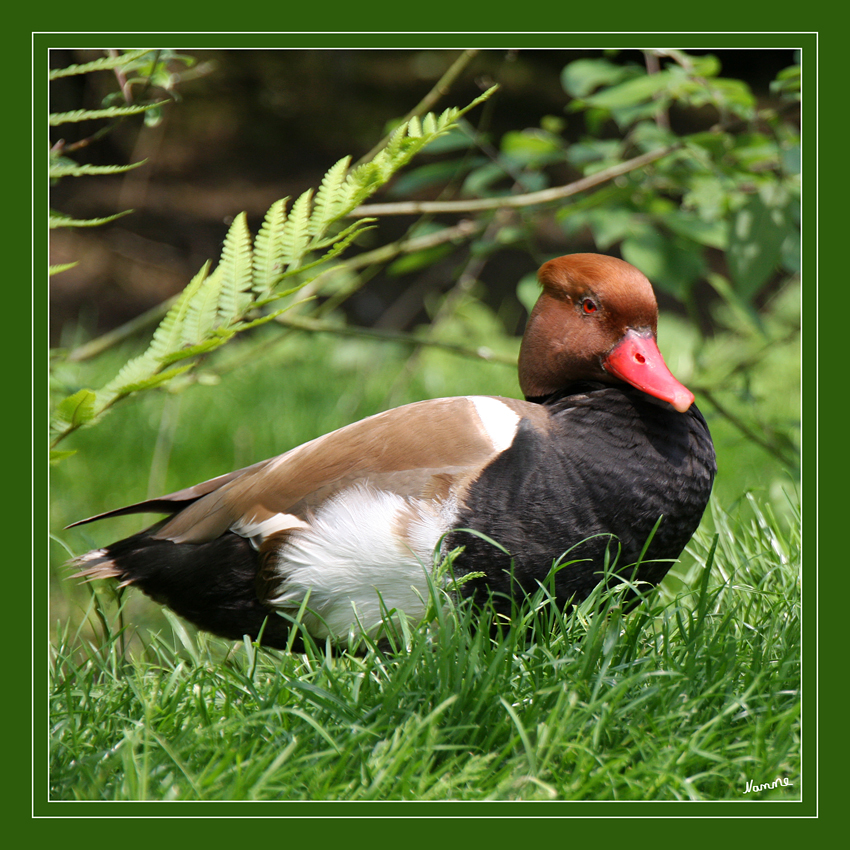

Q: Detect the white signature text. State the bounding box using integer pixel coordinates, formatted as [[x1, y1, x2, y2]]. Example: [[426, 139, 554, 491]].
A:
[[744, 777, 793, 794]]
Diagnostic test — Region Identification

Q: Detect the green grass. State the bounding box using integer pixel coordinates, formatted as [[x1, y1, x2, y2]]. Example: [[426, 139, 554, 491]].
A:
[[49, 496, 800, 802], [48, 323, 801, 803]]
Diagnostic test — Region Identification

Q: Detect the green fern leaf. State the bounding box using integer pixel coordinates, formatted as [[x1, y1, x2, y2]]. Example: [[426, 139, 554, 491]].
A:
[[159, 333, 233, 366], [49, 262, 79, 276], [280, 190, 313, 268], [252, 220, 374, 311], [252, 198, 289, 295], [308, 217, 377, 255], [309, 156, 351, 236], [342, 160, 386, 209], [216, 213, 253, 325], [50, 161, 147, 178], [422, 112, 439, 136], [183, 265, 224, 345], [50, 210, 133, 229], [48, 49, 153, 80], [50, 87, 499, 450], [49, 102, 167, 125], [149, 261, 211, 359], [100, 352, 158, 401], [107, 363, 195, 396], [53, 389, 97, 428]]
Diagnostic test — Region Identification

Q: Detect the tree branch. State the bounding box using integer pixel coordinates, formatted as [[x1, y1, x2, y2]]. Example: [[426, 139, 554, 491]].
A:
[[274, 314, 517, 366], [349, 144, 680, 217]]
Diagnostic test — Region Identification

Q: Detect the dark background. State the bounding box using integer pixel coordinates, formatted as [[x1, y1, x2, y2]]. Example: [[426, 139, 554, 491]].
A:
[[49, 47, 796, 347]]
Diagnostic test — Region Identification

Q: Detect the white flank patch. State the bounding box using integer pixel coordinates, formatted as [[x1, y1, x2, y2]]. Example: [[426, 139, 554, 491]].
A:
[[469, 396, 520, 454], [265, 486, 455, 641], [232, 513, 311, 549]]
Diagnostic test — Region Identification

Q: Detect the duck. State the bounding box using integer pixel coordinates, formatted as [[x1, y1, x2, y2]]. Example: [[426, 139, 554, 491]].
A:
[[70, 253, 716, 649]]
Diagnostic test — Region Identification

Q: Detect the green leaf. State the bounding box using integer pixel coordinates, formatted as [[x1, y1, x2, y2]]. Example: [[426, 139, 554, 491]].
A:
[[661, 209, 727, 250], [462, 162, 510, 197], [50, 210, 133, 229], [49, 262, 79, 276], [54, 389, 97, 428], [388, 243, 454, 276], [216, 212, 253, 324], [388, 158, 485, 198], [280, 190, 313, 268], [727, 191, 792, 299], [184, 265, 224, 344], [50, 449, 77, 464], [49, 101, 168, 125], [149, 262, 211, 359], [109, 364, 195, 396], [516, 273, 541, 315], [621, 226, 705, 297], [49, 161, 147, 178], [252, 198, 289, 295], [48, 49, 153, 79], [585, 207, 637, 250], [584, 71, 674, 110], [561, 59, 636, 98], [501, 129, 564, 166], [310, 157, 351, 236]]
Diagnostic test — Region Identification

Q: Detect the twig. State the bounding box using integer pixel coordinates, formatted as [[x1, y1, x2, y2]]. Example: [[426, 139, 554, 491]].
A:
[[357, 49, 480, 166], [349, 145, 681, 217], [274, 314, 517, 367], [644, 50, 670, 131], [695, 387, 798, 471], [108, 49, 134, 104]]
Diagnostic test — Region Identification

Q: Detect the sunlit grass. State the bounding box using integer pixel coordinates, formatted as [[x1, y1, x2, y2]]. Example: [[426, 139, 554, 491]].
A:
[[49, 497, 800, 801]]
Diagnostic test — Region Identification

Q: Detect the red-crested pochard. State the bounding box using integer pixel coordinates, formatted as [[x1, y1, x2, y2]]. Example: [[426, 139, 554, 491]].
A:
[[71, 253, 716, 648]]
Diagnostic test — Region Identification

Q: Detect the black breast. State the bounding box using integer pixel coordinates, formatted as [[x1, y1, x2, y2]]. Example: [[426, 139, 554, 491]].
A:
[[446, 385, 716, 612]]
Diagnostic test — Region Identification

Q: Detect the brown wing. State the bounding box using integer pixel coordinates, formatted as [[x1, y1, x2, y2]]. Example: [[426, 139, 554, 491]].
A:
[[71, 396, 549, 546]]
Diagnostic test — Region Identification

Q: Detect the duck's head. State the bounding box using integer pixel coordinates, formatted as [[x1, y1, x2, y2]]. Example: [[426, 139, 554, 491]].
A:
[[518, 253, 694, 412]]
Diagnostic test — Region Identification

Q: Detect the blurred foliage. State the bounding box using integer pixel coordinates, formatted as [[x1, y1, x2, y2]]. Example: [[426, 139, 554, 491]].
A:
[[389, 47, 801, 483], [49, 50, 204, 270], [49, 47, 801, 505]]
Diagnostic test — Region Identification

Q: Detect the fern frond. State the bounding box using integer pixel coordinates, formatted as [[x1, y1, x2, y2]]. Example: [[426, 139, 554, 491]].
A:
[[49, 49, 153, 80], [159, 333, 234, 367], [105, 363, 195, 396], [100, 352, 158, 401], [50, 210, 133, 229], [183, 265, 224, 346], [149, 262, 211, 359], [280, 190, 313, 269], [252, 220, 376, 310], [49, 161, 147, 178], [216, 213, 253, 325], [309, 156, 352, 236], [252, 198, 289, 295], [305, 217, 377, 259], [53, 389, 97, 429], [49, 262, 79, 276], [49, 102, 168, 125]]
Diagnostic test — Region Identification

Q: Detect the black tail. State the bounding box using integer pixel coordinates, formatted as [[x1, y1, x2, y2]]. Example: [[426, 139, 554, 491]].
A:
[[72, 527, 293, 650]]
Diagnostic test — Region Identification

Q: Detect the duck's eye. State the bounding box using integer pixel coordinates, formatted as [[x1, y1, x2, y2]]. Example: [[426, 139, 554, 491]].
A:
[[581, 298, 598, 314]]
